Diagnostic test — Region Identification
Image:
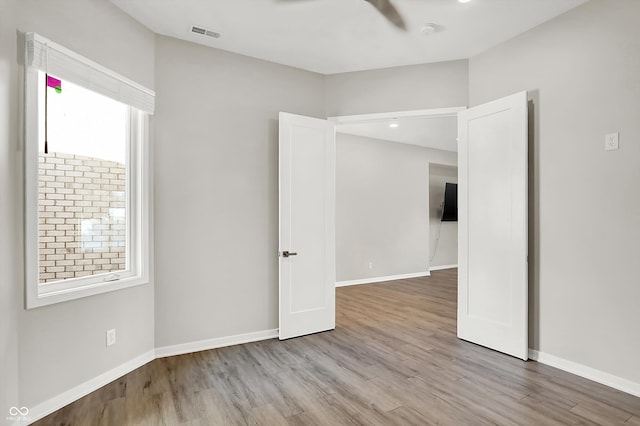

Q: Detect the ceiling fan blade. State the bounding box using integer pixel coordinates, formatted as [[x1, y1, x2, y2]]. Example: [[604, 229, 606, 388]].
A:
[[364, 0, 406, 30]]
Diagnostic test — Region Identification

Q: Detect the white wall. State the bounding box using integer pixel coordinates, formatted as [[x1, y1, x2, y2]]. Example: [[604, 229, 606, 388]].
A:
[[469, 0, 640, 385], [6, 0, 157, 412], [0, 0, 21, 421], [336, 133, 456, 282], [325, 60, 469, 117], [429, 165, 458, 268], [153, 36, 326, 348]]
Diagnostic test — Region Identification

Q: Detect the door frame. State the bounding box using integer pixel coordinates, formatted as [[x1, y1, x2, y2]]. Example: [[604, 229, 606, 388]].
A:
[[330, 105, 466, 280], [329, 107, 466, 125]]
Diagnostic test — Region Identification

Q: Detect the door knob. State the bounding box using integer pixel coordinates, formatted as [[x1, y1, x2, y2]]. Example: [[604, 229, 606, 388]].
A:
[[282, 251, 298, 258]]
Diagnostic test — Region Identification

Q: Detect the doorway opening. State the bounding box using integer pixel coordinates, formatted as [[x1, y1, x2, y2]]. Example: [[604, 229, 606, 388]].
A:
[[279, 93, 528, 360], [331, 107, 463, 286]]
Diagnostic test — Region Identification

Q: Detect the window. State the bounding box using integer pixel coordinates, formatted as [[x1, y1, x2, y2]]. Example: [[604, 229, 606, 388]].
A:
[[24, 33, 154, 308]]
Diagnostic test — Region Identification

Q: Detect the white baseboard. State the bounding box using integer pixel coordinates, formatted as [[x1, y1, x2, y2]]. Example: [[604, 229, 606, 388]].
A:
[[430, 264, 458, 271], [528, 349, 640, 398], [336, 271, 431, 287], [26, 350, 155, 425], [26, 329, 280, 425], [155, 328, 279, 358]]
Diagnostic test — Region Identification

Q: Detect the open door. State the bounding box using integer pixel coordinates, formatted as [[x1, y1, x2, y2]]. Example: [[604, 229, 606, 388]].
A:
[[279, 112, 335, 340], [457, 91, 528, 360]]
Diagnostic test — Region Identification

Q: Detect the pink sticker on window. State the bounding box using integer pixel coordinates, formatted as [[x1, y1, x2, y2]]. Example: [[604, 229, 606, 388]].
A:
[[47, 75, 62, 93]]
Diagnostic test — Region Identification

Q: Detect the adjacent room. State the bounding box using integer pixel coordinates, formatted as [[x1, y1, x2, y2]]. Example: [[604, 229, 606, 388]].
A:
[[336, 114, 459, 286], [1, 0, 639, 424]]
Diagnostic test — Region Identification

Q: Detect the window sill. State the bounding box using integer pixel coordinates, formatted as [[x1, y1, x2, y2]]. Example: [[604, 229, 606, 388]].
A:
[[26, 274, 149, 309]]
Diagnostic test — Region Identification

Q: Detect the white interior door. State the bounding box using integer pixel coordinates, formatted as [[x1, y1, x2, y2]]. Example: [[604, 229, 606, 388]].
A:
[[279, 112, 335, 340], [457, 91, 528, 360]]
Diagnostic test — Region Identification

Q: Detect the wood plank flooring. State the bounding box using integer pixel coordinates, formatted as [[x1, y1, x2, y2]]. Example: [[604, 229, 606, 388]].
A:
[[35, 269, 640, 425]]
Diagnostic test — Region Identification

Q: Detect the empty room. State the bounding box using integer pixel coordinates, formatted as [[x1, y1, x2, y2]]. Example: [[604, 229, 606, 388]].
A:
[[1, 0, 639, 425]]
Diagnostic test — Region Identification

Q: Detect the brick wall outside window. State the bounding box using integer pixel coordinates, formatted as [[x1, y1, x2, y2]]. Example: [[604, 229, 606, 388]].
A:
[[38, 152, 126, 283]]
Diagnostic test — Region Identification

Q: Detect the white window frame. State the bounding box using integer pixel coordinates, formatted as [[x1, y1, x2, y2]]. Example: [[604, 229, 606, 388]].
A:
[[24, 33, 153, 308]]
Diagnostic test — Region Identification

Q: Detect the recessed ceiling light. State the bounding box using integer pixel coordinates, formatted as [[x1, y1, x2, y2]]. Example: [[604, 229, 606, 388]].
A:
[[421, 24, 437, 35], [458, 0, 473, 3], [389, 122, 399, 128]]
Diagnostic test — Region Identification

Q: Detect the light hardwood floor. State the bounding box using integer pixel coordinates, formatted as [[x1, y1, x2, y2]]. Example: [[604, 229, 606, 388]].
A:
[[35, 269, 640, 425]]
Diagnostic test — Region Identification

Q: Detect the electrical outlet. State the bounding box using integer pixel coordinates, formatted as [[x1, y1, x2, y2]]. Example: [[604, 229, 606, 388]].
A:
[[605, 132, 619, 151], [106, 329, 116, 347], [368, 262, 373, 269]]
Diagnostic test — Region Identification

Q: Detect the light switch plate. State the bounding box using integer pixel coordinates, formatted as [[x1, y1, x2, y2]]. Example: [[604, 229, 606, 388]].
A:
[[106, 329, 116, 347], [605, 132, 619, 151]]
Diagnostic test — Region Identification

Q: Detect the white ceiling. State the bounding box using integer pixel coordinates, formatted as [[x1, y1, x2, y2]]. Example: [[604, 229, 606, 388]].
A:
[[338, 116, 458, 151], [111, 0, 587, 74]]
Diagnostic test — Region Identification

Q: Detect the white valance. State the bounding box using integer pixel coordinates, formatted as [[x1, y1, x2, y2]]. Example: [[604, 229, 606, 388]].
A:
[[25, 32, 155, 114]]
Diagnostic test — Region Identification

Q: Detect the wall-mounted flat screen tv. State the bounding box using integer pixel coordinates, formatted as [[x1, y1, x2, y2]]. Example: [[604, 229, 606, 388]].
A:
[[441, 182, 458, 222]]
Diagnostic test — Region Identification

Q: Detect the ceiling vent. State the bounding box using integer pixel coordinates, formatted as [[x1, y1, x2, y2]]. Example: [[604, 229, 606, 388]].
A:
[[191, 26, 221, 39]]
